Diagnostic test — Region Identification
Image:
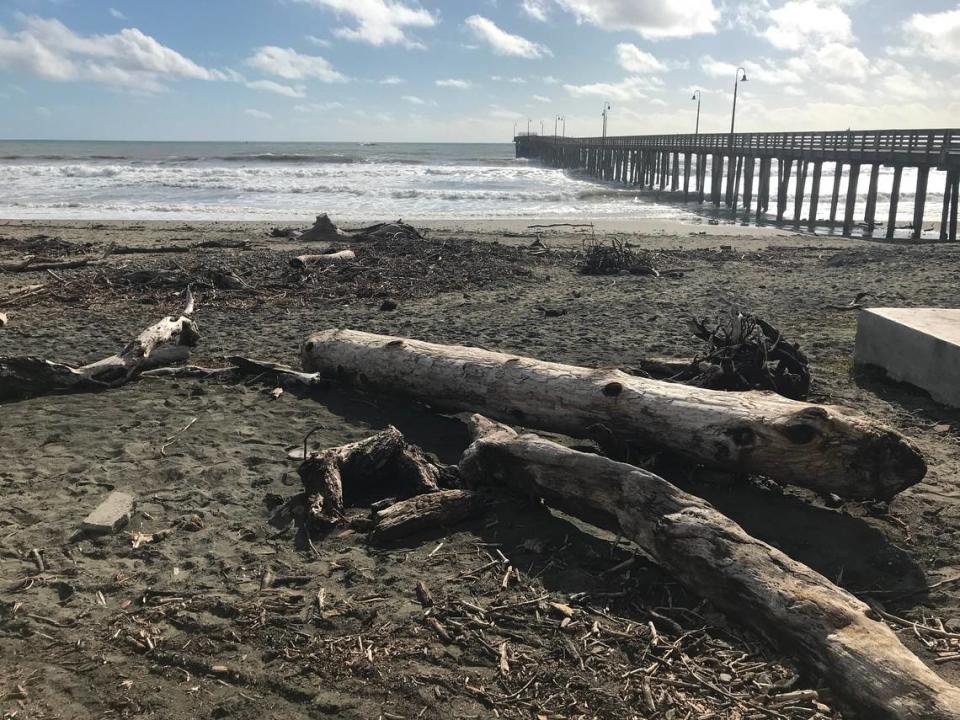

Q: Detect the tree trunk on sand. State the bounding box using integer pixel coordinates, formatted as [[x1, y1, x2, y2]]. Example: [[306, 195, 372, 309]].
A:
[[458, 415, 960, 720], [1, 305, 198, 400], [369, 489, 486, 544], [297, 426, 447, 527], [299, 329, 925, 500]]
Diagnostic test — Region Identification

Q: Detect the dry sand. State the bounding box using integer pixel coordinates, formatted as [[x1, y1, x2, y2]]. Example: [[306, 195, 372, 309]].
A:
[[2, 217, 960, 719]]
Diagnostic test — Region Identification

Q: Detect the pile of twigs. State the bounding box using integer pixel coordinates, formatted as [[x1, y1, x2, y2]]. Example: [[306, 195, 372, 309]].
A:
[[684, 307, 811, 400], [579, 237, 656, 276]]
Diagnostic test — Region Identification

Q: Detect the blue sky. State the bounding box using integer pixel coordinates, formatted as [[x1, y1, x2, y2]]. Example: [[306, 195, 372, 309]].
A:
[[0, 0, 957, 141]]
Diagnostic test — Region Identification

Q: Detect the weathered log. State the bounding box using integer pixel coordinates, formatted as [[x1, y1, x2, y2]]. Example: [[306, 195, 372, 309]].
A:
[[0, 309, 198, 400], [297, 426, 445, 526], [300, 329, 925, 499], [459, 415, 960, 720], [290, 250, 355, 269], [368, 489, 485, 543]]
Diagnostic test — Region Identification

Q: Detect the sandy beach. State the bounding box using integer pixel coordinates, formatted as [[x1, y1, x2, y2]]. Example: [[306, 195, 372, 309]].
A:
[[2, 216, 960, 718]]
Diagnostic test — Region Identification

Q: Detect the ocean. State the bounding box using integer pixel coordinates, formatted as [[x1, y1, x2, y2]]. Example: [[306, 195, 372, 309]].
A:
[[0, 140, 946, 224]]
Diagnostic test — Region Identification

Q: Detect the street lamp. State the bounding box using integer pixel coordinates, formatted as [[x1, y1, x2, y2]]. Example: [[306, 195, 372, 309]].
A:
[[691, 89, 701, 135], [527, 117, 531, 135], [513, 120, 518, 138], [540, 119, 544, 135], [730, 67, 748, 137], [554, 114, 562, 138], [601, 101, 612, 143], [561, 115, 566, 137]]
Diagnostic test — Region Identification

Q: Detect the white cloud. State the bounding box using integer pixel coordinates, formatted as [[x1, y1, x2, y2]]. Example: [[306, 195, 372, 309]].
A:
[[805, 42, 869, 80], [401, 94, 425, 104], [762, 1, 853, 50], [700, 55, 803, 86], [542, 75, 559, 84], [0, 15, 225, 92], [899, 7, 960, 63], [305, 34, 331, 47], [295, 0, 436, 48], [522, 0, 549, 21], [824, 82, 866, 103], [532, 94, 551, 102], [246, 79, 307, 97], [464, 15, 551, 59], [380, 75, 404, 84], [246, 46, 345, 82], [35, 105, 52, 117], [615, 43, 666, 73], [293, 101, 344, 112], [436, 78, 471, 88], [489, 105, 525, 120], [554, 0, 720, 38], [108, 8, 127, 20], [244, 108, 272, 119], [563, 75, 661, 101]]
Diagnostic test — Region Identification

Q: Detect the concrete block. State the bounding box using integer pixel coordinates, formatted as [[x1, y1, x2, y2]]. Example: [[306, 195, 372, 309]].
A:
[[854, 308, 960, 407], [82, 491, 135, 534]]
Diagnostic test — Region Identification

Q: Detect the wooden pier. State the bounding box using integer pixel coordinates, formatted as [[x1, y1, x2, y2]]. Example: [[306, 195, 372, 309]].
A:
[[515, 129, 960, 240]]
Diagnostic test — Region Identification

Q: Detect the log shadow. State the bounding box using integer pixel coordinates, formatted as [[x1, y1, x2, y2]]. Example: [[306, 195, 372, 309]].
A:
[[853, 364, 960, 426]]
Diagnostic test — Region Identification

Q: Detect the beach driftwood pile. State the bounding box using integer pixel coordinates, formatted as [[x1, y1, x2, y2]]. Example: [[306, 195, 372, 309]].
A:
[[1, 221, 957, 718]]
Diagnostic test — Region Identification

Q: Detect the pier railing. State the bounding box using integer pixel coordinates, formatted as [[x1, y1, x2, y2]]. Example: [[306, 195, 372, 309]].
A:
[[518, 129, 960, 168]]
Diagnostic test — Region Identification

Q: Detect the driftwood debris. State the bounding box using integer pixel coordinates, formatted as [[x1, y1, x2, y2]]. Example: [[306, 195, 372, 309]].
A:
[[298, 214, 424, 244], [0, 294, 198, 400], [290, 250, 356, 269], [369, 489, 485, 544], [297, 426, 447, 527], [459, 415, 960, 720], [300, 329, 925, 499]]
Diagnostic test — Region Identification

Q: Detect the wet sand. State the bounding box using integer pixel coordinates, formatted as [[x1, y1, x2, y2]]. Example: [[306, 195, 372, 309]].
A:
[[2, 218, 960, 719]]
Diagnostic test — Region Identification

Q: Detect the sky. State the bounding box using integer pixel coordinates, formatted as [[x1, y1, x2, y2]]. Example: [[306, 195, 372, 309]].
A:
[[0, 0, 958, 142]]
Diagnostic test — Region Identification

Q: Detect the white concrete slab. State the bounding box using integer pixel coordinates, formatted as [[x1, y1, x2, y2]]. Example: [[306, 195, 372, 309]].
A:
[[855, 308, 960, 407]]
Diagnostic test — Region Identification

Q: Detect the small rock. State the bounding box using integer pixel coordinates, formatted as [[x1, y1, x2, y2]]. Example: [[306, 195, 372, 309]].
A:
[[380, 299, 398, 311]]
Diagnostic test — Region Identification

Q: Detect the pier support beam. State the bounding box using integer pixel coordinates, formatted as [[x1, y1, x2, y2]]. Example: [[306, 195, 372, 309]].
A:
[[939, 169, 958, 241], [808, 161, 823, 231], [864, 164, 880, 234], [830, 162, 843, 228], [711, 155, 723, 207], [887, 166, 904, 240], [742, 157, 755, 212], [793, 160, 808, 226], [777, 158, 793, 225], [843, 163, 861, 236], [683, 153, 691, 201], [913, 166, 930, 240]]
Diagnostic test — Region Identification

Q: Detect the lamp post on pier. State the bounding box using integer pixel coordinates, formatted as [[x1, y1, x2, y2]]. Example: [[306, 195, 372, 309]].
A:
[[601, 102, 612, 144], [561, 115, 566, 137], [554, 114, 562, 138], [526, 117, 531, 135], [691, 89, 701, 135], [729, 67, 748, 139]]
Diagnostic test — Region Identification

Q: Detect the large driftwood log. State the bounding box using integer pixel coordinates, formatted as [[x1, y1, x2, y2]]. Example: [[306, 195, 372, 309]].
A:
[[297, 426, 446, 526], [368, 489, 486, 544], [300, 329, 925, 499], [459, 415, 960, 720], [1, 304, 198, 400]]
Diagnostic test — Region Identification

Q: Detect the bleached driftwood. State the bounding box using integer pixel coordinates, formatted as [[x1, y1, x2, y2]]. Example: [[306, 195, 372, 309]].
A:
[[0, 294, 198, 400], [297, 426, 445, 526], [300, 329, 925, 499], [369, 489, 485, 544], [290, 250, 356, 269], [459, 415, 960, 720]]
